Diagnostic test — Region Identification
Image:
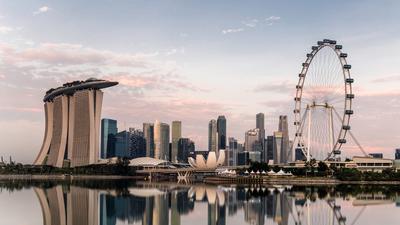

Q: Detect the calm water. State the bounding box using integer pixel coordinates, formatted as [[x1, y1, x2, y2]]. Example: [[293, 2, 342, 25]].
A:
[[1, 180, 400, 225]]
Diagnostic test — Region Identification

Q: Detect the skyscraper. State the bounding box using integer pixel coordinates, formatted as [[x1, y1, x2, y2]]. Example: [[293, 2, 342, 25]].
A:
[[128, 128, 146, 158], [217, 115, 227, 150], [171, 121, 182, 163], [208, 119, 217, 152], [245, 128, 262, 152], [143, 123, 155, 158], [34, 78, 118, 167], [256, 113, 265, 151], [101, 119, 117, 159], [278, 115, 290, 163], [177, 138, 195, 163], [154, 120, 170, 160], [273, 131, 283, 165], [227, 137, 238, 166], [266, 136, 274, 162]]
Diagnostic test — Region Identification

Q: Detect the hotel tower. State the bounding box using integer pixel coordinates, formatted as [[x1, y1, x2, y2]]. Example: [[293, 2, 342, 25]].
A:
[[34, 78, 118, 167]]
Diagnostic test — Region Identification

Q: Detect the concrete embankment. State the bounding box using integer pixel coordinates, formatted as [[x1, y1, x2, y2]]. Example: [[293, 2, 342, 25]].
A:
[[203, 176, 400, 185], [0, 174, 143, 181]]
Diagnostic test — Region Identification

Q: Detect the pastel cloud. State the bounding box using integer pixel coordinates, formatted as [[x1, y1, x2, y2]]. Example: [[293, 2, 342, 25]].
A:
[[222, 28, 244, 34], [0, 26, 13, 34], [33, 6, 51, 15]]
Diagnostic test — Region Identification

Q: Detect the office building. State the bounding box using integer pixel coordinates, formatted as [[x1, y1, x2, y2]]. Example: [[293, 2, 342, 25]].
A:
[[227, 137, 238, 166], [128, 128, 146, 158], [237, 151, 249, 166], [248, 151, 262, 163], [154, 120, 170, 160], [273, 131, 283, 165], [115, 130, 131, 157], [278, 115, 290, 163], [171, 121, 182, 163], [143, 123, 155, 158], [245, 128, 263, 155], [266, 136, 274, 162], [217, 115, 227, 150], [177, 138, 195, 163], [256, 113, 266, 151], [101, 118, 117, 159], [208, 119, 218, 152], [34, 78, 118, 167]]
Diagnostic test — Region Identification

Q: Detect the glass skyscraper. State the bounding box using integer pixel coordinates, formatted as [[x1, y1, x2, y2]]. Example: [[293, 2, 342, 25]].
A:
[[101, 118, 118, 159], [217, 115, 227, 150]]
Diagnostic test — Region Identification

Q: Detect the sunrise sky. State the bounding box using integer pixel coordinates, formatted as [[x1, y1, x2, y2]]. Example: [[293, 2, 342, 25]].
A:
[[0, 0, 399, 163]]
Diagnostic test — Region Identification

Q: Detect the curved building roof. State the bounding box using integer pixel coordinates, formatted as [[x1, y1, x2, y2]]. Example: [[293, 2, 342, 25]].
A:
[[129, 157, 171, 167], [43, 78, 118, 102]]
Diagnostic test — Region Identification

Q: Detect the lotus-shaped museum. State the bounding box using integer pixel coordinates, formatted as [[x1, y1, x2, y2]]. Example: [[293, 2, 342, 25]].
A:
[[188, 150, 225, 169]]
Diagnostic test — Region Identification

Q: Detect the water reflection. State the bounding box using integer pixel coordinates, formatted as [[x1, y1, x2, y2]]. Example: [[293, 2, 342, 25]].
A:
[[9, 182, 400, 225]]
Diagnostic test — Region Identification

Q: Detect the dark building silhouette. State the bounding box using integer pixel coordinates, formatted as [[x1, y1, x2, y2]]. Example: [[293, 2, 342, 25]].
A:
[[177, 138, 195, 163], [217, 115, 227, 150]]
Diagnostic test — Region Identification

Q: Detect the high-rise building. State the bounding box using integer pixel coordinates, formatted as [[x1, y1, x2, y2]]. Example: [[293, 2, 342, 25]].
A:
[[208, 119, 218, 152], [101, 119, 117, 159], [266, 136, 274, 162], [395, 149, 400, 160], [177, 138, 195, 163], [171, 121, 182, 163], [154, 120, 170, 160], [128, 128, 146, 158], [273, 131, 283, 165], [143, 123, 155, 158], [34, 78, 118, 167], [227, 137, 238, 166], [278, 115, 290, 163], [256, 113, 265, 151], [217, 116, 227, 150], [115, 130, 129, 157], [245, 128, 262, 155]]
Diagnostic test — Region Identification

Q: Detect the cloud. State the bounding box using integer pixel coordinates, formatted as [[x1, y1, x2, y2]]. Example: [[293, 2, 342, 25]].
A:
[[33, 6, 51, 15], [242, 19, 259, 28], [265, 16, 281, 25], [222, 28, 244, 34], [371, 75, 400, 83], [253, 80, 294, 94], [0, 26, 13, 34]]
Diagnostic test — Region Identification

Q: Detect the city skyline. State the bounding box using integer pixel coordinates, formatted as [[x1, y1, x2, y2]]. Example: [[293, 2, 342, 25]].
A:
[[1, 0, 400, 163]]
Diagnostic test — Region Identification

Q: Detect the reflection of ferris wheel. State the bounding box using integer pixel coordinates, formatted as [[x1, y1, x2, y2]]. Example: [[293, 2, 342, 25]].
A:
[[293, 39, 354, 161]]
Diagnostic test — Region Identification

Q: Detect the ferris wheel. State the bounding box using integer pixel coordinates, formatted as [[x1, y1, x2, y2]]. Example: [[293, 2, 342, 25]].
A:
[[292, 39, 354, 161]]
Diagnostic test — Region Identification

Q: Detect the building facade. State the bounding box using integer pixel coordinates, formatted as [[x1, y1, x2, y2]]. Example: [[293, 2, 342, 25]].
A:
[[256, 113, 265, 152], [34, 78, 118, 167], [171, 121, 182, 163], [154, 120, 170, 160], [208, 119, 217, 152], [227, 137, 238, 166], [245, 128, 262, 155], [101, 119, 117, 159], [177, 138, 195, 163], [273, 131, 283, 165], [217, 115, 227, 150], [143, 123, 155, 158], [278, 115, 290, 163]]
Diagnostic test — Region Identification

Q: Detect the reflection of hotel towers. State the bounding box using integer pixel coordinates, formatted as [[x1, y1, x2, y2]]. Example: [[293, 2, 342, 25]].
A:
[[34, 78, 118, 167], [34, 186, 99, 225]]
